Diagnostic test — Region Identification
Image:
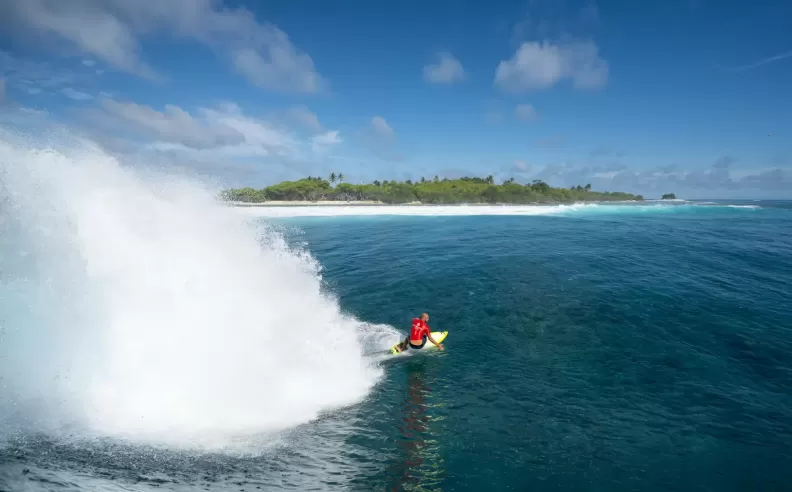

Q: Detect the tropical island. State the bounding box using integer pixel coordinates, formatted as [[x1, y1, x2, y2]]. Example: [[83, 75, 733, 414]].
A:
[[220, 174, 644, 205], [661, 193, 677, 200]]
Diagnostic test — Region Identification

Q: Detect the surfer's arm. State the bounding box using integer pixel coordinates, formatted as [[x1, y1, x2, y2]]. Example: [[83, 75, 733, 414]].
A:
[[426, 330, 444, 350]]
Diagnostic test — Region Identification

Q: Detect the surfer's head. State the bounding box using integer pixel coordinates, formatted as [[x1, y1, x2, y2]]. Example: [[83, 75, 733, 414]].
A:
[[420, 312, 429, 322]]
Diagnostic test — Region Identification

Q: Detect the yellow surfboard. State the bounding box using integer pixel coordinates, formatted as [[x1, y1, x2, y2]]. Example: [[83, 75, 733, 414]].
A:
[[390, 331, 448, 354]]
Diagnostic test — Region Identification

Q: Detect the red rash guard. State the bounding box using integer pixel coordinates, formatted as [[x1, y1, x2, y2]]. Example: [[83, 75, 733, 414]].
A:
[[410, 318, 430, 340]]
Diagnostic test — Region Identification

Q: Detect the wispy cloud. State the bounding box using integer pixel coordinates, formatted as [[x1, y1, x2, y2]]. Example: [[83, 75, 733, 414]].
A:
[[370, 116, 395, 140], [311, 130, 342, 154], [282, 106, 323, 133], [504, 157, 792, 196], [61, 87, 93, 100], [535, 136, 567, 149], [515, 103, 538, 121], [589, 145, 623, 158], [511, 2, 601, 46], [2, 0, 326, 93], [720, 50, 792, 72], [423, 52, 465, 84], [358, 115, 403, 162], [98, 99, 248, 150]]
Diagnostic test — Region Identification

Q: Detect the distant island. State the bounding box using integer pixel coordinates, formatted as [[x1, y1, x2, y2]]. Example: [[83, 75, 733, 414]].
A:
[[661, 193, 677, 200], [220, 174, 644, 205]]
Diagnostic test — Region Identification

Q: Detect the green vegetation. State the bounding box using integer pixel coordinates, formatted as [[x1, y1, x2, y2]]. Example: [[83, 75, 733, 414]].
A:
[[661, 193, 677, 200], [220, 175, 643, 204]]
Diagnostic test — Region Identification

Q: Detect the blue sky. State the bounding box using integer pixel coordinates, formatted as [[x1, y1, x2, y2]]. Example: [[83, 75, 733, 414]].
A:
[[0, 0, 790, 198]]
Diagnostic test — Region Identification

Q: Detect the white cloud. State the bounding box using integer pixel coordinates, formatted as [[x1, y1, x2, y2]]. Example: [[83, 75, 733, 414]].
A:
[[200, 103, 299, 155], [423, 52, 465, 84], [371, 116, 394, 139], [311, 130, 341, 153], [61, 87, 93, 100], [82, 59, 96, 67], [495, 40, 608, 92], [515, 103, 538, 121], [2, 0, 326, 92], [100, 98, 247, 150], [5, 0, 158, 79]]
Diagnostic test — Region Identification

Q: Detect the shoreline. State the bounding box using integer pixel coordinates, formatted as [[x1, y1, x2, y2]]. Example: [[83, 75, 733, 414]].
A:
[[229, 200, 650, 207], [232, 200, 390, 207]]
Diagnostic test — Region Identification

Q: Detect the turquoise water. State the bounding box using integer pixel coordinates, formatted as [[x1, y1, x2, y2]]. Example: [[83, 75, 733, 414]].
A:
[[2, 200, 792, 491]]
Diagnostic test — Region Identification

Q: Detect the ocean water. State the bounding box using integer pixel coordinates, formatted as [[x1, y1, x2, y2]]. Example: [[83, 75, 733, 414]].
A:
[[2, 134, 792, 491]]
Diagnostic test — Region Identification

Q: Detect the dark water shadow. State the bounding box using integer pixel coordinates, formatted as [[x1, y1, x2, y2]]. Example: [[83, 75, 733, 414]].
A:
[[386, 358, 446, 492]]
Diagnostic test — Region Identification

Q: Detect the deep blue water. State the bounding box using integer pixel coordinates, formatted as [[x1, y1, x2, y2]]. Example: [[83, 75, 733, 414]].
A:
[[279, 202, 792, 491], [3, 201, 792, 491]]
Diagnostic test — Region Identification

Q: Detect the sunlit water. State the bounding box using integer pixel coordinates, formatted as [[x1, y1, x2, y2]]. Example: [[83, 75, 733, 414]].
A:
[[2, 121, 791, 491]]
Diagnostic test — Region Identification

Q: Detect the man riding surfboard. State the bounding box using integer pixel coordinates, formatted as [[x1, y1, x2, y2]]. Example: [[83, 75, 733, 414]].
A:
[[393, 312, 444, 353]]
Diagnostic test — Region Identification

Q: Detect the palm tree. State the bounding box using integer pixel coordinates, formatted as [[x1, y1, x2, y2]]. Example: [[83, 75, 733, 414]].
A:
[[486, 175, 494, 184], [329, 172, 336, 183], [420, 177, 426, 183], [373, 180, 381, 187], [584, 183, 591, 191], [433, 175, 439, 183], [338, 173, 344, 183]]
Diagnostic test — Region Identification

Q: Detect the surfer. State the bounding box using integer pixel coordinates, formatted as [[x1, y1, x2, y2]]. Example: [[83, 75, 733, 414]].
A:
[[394, 312, 444, 353]]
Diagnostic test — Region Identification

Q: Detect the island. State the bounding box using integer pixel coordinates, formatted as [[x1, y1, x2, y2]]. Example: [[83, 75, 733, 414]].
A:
[[661, 193, 677, 200], [220, 175, 644, 205]]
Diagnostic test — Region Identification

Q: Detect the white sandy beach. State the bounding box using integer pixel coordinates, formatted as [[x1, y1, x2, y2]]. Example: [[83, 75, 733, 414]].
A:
[[232, 200, 408, 207]]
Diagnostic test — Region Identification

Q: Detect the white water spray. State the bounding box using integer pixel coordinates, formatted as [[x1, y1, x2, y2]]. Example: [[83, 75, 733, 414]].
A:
[[0, 125, 388, 450]]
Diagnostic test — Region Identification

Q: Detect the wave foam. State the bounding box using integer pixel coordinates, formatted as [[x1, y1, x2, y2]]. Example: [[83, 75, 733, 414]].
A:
[[0, 127, 391, 450], [237, 201, 769, 218]]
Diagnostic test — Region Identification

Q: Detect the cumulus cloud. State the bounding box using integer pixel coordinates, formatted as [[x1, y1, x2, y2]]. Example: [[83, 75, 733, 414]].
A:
[[423, 52, 465, 84], [515, 103, 538, 121], [495, 40, 608, 92], [1, 0, 326, 92]]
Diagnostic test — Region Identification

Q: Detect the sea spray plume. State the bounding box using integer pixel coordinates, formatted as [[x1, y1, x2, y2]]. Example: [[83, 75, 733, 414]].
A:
[[0, 126, 383, 449]]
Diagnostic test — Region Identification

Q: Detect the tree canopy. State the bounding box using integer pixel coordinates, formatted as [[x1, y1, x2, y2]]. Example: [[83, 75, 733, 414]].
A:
[[661, 193, 677, 200], [220, 175, 644, 204]]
